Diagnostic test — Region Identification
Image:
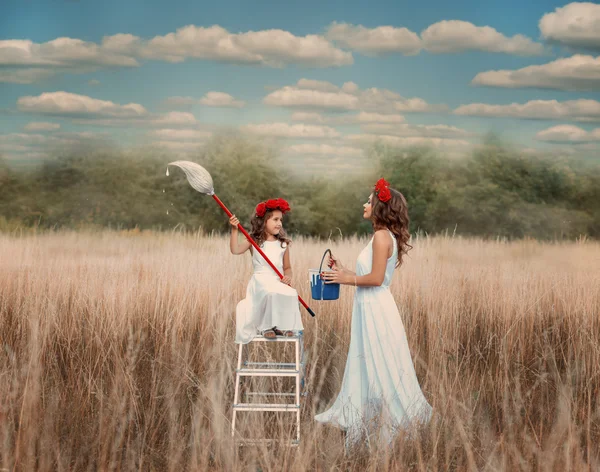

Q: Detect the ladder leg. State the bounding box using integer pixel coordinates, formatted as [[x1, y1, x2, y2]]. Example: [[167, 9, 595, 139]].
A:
[[295, 338, 301, 443], [232, 342, 244, 437]]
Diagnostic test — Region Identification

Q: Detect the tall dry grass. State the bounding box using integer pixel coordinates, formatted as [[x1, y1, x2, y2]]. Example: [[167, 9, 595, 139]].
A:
[[1, 229, 599, 471]]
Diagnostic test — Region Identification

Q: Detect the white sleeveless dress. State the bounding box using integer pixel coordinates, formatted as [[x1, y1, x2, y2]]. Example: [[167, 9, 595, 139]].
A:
[[315, 229, 432, 445], [235, 240, 304, 344]]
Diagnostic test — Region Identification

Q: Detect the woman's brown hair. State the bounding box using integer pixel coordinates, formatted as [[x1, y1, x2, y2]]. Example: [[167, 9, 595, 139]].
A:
[[250, 209, 292, 250], [371, 188, 412, 268]]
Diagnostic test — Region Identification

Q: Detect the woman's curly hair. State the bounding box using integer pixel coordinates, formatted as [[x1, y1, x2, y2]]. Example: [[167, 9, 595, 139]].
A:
[[371, 188, 412, 268]]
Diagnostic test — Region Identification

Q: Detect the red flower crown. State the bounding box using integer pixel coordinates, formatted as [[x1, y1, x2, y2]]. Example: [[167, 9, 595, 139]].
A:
[[374, 178, 392, 202], [255, 198, 291, 218]]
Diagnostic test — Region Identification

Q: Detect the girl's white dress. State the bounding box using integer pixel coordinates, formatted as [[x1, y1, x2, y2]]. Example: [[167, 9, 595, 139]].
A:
[[235, 240, 304, 344], [315, 229, 432, 445]]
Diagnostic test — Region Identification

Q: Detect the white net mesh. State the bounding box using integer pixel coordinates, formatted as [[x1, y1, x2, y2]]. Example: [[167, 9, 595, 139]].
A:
[[167, 160, 214, 195]]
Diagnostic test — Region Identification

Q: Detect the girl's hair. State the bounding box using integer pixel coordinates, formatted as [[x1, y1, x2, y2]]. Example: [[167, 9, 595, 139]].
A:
[[371, 188, 412, 268], [250, 209, 292, 249]]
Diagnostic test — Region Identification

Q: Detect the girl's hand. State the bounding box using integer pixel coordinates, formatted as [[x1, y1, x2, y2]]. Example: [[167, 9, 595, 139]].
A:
[[321, 268, 348, 285], [229, 215, 240, 228], [281, 275, 292, 286]]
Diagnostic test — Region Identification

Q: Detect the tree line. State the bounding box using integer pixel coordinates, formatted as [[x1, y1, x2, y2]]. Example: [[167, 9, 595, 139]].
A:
[[1, 132, 598, 240]]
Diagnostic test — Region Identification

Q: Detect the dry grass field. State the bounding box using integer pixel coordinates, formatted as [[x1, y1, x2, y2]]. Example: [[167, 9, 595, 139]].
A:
[[1, 229, 599, 471]]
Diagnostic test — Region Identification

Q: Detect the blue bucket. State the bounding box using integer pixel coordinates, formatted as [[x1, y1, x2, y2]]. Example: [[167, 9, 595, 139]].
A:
[[309, 249, 340, 300]]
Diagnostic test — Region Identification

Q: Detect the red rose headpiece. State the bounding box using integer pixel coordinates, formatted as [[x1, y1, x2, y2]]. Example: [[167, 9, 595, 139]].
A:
[[374, 178, 392, 203], [255, 198, 291, 217]]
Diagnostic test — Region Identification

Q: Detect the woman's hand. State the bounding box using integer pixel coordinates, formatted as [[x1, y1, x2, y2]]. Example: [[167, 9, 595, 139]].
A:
[[321, 268, 350, 285], [327, 253, 344, 270], [229, 215, 240, 229]]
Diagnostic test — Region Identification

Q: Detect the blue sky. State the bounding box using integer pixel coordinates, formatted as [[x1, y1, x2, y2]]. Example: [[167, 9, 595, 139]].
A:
[[1, 0, 599, 174]]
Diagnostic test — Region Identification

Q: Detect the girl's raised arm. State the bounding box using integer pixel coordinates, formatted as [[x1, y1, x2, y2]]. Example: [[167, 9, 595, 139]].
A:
[[229, 215, 251, 255]]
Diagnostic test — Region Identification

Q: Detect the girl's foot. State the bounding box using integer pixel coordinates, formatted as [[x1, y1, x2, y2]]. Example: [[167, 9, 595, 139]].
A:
[[262, 327, 277, 339], [272, 327, 294, 337]]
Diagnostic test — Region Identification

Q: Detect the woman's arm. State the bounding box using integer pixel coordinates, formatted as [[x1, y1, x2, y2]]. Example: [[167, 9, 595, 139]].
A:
[[322, 230, 390, 287], [356, 230, 389, 286]]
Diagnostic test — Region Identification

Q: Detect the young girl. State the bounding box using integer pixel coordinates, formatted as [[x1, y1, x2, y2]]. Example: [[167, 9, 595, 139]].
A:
[[229, 198, 304, 343], [316, 178, 433, 446]]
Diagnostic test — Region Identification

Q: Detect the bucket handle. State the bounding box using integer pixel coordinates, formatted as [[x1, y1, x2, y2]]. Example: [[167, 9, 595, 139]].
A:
[[319, 249, 332, 276], [319, 249, 332, 300]]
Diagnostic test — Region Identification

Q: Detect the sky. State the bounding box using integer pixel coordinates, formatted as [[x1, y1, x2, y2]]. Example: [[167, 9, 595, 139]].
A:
[[1, 0, 599, 175]]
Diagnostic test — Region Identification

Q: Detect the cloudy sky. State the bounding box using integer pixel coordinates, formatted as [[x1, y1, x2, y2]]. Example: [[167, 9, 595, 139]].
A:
[[1, 0, 599, 174]]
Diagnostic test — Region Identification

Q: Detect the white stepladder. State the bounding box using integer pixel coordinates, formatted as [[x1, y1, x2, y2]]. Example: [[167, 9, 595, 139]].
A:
[[231, 332, 305, 447]]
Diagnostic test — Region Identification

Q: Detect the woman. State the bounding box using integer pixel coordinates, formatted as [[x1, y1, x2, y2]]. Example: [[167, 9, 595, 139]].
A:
[[315, 178, 432, 446]]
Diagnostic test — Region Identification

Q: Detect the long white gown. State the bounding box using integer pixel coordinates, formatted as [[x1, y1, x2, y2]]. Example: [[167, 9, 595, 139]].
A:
[[314, 229, 432, 445], [235, 240, 304, 344]]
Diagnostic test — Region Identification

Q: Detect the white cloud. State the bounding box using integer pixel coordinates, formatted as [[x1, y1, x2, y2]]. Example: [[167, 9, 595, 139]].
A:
[[0, 38, 139, 83], [0, 133, 63, 146], [286, 143, 363, 157], [535, 124, 600, 143], [324, 20, 542, 56], [0, 38, 138, 67], [199, 91, 245, 108], [241, 122, 341, 139], [291, 112, 326, 123], [265, 79, 446, 114], [151, 141, 206, 152], [23, 122, 61, 131], [113, 25, 352, 67], [342, 82, 359, 93], [540, 2, 600, 50], [0, 130, 109, 158], [285, 154, 368, 175], [345, 133, 472, 149], [18, 91, 147, 118], [148, 129, 212, 141], [472, 54, 600, 91], [421, 20, 544, 55], [326, 22, 422, 56], [360, 123, 473, 139], [265, 86, 359, 110], [0, 26, 352, 83], [150, 111, 198, 126], [72, 111, 198, 128], [164, 92, 245, 109], [346, 112, 406, 123], [394, 98, 448, 113], [16, 92, 199, 128], [290, 110, 406, 124], [454, 98, 600, 122], [296, 78, 341, 92]]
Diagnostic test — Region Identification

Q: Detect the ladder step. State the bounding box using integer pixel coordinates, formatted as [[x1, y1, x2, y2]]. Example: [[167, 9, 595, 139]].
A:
[[237, 438, 299, 447], [237, 368, 299, 376], [244, 362, 297, 368], [233, 403, 300, 411], [250, 336, 300, 342], [245, 392, 295, 397]]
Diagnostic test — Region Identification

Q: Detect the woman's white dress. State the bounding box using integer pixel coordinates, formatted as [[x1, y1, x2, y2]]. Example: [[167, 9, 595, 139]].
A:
[[315, 229, 432, 445], [235, 240, 304, 344]]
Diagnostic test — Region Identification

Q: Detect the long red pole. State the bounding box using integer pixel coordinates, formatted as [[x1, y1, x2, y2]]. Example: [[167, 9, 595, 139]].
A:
[[212, 194, 316, 317]]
